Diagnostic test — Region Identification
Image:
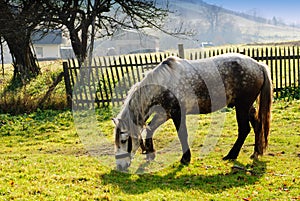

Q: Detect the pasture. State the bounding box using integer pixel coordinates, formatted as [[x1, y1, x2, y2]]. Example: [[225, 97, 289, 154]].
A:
[[0, 100, 299, 200], [0, 47, 300, 200]]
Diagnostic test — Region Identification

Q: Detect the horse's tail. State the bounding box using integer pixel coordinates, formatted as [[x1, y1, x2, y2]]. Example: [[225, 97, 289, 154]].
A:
[[257, 62, 273, 155]]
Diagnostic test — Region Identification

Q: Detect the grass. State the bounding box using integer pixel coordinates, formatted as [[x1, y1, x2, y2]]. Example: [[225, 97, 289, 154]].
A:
[[0, 101, 299, 200], [0, 49, 299, 200]]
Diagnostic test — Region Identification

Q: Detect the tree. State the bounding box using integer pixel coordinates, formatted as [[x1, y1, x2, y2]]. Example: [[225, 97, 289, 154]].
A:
[[0, 0, 169, 80], [42, 0, 169, 63], [272, 16, 278, 26], [0, 0, 44, 81], [201, 4, 222, 40]]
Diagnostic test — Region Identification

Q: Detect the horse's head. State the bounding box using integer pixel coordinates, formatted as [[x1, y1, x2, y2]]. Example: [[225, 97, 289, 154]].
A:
[[112, 118, 142, 171]]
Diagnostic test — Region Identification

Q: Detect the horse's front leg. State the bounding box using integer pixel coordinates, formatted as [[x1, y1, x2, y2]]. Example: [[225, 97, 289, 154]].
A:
[[171, 110, 191, 165], [143, 112, 169, 161]]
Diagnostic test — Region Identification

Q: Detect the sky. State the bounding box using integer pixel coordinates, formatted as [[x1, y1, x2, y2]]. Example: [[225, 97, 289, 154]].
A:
[[204, 0, 300, 24]]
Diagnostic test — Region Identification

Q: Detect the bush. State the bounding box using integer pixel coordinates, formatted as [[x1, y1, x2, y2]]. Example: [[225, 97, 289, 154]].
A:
[[0, 63, 68, 115], [276, 86, 300, 101]]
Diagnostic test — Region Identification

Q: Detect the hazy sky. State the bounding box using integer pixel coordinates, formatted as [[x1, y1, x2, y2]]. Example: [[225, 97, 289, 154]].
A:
[[204, 0, 300, 24]]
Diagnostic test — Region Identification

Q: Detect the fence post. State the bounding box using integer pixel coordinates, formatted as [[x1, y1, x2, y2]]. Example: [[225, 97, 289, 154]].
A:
[[63, 61, 72, 109], [178, 44, 185, 59]]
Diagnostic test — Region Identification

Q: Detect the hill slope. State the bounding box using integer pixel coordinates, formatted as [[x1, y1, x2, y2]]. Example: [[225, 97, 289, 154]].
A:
[[157, 0, 300, 49]]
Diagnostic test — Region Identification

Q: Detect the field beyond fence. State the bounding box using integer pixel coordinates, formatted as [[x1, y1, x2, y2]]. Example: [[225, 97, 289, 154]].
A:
[[63, 46, 300, 108]]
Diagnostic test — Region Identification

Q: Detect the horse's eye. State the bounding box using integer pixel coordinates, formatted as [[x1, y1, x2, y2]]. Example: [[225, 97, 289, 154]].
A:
[[121, 139, 127, 144]]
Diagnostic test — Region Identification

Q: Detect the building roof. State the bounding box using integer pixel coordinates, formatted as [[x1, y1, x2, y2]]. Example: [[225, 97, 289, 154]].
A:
[[32, 30, 62, 45]]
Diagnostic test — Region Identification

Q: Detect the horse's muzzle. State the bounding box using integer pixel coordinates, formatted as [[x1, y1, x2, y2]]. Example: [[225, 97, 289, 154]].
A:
[[116, 163, 130, 171], [115, 152, 131, 171]]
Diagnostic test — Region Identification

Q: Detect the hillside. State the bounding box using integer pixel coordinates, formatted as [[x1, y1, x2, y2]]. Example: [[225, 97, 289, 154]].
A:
[[156, 0, 300, 50], [95, 0, 300, 55]]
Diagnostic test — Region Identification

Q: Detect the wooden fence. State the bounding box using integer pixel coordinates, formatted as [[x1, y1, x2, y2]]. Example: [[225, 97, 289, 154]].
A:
[[63, 46, 300, 108]]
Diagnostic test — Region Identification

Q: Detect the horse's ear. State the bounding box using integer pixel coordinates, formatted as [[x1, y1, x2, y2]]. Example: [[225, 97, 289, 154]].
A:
[[112, 118, 119, 125]]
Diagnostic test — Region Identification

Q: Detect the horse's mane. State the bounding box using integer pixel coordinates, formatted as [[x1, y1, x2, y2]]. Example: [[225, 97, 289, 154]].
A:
[[117, 56, 181, 123]]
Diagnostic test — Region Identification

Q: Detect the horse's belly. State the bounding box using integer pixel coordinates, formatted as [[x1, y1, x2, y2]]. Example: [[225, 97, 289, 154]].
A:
[[185, 98, 225, 114]]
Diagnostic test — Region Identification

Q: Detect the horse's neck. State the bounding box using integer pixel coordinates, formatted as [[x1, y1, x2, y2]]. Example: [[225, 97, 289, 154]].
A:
[[122, 84, 161, 126]]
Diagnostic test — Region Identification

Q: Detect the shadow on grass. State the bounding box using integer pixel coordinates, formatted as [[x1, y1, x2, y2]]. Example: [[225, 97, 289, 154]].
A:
[[102, 159, 267, 194]]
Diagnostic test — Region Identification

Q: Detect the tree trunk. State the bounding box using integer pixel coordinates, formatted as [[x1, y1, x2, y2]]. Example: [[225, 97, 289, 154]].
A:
[[67, 21, 89, 63], [0, 0, 40, 81], [68, 27, 87, 63], [5, 35, 40, 81]]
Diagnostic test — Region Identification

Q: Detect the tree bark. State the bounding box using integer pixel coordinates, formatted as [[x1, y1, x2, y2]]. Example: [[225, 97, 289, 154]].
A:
[[4, 34, 40, 80]]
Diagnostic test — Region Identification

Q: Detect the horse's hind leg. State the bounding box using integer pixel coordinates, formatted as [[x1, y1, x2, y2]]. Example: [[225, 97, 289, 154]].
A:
[[249, 106, 261, 159], [223, 105, 251, 160], [171, 110, 191, 165]]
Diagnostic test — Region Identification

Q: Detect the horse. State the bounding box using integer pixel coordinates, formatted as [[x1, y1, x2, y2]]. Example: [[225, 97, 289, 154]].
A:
[[112, 53, 272, 171]]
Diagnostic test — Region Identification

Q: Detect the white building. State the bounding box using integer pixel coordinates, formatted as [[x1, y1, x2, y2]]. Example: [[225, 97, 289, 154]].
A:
[[32, 30, 63, 60]]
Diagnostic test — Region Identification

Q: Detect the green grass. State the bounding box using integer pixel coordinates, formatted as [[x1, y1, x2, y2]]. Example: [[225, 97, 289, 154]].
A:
[[0, 50, 299, 200], [0, 101, 299, 200]]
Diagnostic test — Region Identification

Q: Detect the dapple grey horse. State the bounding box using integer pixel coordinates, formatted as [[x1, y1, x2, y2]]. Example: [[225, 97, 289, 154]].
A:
[[113, 53, 272, 171]]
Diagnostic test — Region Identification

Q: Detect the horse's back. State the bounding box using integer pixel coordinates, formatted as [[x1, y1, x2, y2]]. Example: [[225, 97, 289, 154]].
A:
[[212, 53, 265, 107], [147, 54, 265, 113], [185, 53, 265, 112]]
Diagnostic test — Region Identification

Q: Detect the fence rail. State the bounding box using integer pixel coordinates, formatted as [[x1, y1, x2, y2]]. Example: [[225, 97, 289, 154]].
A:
[[63, 46, 300, 108]]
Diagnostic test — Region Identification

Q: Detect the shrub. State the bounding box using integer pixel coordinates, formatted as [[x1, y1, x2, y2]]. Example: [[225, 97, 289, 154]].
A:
[[0, 63, 67, 115]]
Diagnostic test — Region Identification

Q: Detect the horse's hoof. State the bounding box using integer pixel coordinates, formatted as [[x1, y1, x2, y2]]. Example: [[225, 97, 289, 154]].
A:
[[180, 149, 191, 165], [180, 157, 190, 165], [250, 152, 259, 160], [222, 155, 237, 161], [146, 152, 156, 161]]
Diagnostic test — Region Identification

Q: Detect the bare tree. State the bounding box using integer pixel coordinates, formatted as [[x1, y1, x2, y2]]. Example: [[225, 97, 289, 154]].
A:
[[42, 0, 169, 63], [0, 0, 169, 80], [201, 4, 222, 40], [0, 0, 44, 81]]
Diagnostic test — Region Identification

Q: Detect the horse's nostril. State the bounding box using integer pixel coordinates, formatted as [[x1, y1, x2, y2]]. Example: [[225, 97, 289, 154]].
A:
[[116, 162, 130, 171], [117, 164, 123, 171]]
